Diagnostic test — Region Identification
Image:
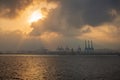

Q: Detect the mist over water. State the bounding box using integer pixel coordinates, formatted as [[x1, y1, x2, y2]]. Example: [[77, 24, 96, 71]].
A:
[[0, 55, 120, 80]]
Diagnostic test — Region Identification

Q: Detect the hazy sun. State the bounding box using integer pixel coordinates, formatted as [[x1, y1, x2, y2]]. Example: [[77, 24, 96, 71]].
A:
[[29, 10, 43, 23]]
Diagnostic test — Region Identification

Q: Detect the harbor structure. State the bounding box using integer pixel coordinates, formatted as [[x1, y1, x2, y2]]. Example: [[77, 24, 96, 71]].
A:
[[85, 40, 94, 53], [77, 46, 81, 53]]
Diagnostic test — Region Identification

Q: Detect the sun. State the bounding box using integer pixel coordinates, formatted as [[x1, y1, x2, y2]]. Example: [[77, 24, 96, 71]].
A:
[[29, 10, 43, 23]]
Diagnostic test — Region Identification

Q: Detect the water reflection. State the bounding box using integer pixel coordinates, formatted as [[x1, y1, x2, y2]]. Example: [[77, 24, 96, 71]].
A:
[[0, 55, 120, 80]]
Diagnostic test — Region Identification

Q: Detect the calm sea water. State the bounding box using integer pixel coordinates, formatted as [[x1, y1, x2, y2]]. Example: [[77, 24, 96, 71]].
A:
[[0, 55, 120, 80]]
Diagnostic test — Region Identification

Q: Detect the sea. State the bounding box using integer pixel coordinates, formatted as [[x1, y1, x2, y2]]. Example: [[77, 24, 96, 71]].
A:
[[0, 55, 120, 80]]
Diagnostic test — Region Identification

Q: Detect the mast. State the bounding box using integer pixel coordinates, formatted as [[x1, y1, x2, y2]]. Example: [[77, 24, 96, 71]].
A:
[[88, 40, 90, 50], [91, 40, 94, 51], [85, 40, 87, 53]]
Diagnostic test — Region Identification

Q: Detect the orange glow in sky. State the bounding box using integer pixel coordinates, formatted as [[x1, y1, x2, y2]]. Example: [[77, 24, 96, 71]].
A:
[[28, 10, 44, 23]]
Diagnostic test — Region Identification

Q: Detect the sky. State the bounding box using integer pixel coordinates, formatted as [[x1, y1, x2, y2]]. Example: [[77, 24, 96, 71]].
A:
[[0, 0, 120, 51]]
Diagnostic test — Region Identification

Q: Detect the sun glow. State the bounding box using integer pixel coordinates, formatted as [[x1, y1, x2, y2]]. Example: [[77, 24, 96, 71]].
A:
[[29, 10, 43, 23]]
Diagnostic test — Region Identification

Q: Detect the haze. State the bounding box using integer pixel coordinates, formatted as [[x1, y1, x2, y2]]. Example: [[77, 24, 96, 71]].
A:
[[0, 0, 120, 52]]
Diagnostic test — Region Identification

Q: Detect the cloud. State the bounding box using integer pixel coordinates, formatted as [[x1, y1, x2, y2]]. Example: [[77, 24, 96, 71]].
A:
[[51, 0, 120, 26], [78, 25, 120, 49], [0, 30, 23, 51], [28, 0, 120, 50], [0, 0, 120, 51], [0, 0, 33, 18], [30, 0, 120, 37], [0, 29, 44, 51]]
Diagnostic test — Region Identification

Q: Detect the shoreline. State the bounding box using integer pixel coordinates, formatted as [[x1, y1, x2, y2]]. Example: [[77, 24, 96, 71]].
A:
[[0, 53, 120, 56]]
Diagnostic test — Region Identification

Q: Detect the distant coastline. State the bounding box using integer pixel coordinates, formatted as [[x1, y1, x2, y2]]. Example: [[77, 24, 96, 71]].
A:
[[0, 52, 120, 56]]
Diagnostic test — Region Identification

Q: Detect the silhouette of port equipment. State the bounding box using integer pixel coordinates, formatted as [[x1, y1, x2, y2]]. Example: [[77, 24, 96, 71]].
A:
[[56, 45, 81, 54], [85, 40, 94, 54]]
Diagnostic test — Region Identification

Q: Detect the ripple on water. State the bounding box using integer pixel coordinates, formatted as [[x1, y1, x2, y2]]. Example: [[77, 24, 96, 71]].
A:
[[0, 55, 120, 80]]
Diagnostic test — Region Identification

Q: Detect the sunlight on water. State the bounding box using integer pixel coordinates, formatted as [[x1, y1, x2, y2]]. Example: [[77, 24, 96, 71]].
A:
[[0, 55, 120, 80]]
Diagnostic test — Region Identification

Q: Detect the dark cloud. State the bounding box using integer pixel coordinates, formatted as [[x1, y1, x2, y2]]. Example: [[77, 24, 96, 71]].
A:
[[30, 0, 120, 37], [0, 0, 120, 51], [59, 0, 120, 26], [0, 0, 33, 18]]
